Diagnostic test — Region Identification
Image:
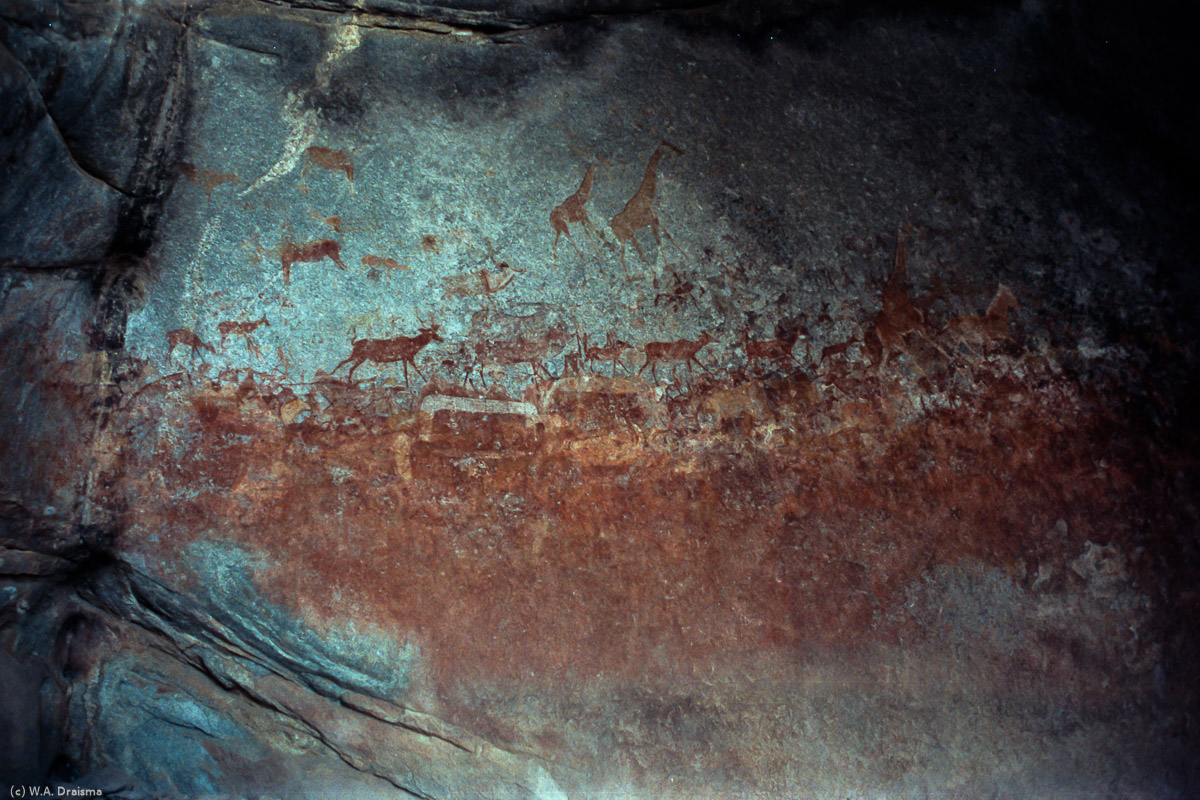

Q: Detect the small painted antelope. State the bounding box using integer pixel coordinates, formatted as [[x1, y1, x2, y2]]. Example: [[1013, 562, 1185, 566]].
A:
[[638, 332, 715, 383], [333, 326, 443, 385], [743, 327, 804, 374], [218, 316, 270, 353], [939, 284, 1019, 353], [166, 328, 214, 360], [584, 331, 633, 376], [280, 238, 347, 284]]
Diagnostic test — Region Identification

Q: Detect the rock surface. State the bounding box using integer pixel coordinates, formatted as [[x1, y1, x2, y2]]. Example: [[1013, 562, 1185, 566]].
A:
[[2, 0, 1197, 797]]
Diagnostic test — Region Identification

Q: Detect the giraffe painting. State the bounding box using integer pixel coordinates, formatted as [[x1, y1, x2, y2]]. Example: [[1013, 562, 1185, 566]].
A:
[[549, 164, 600, 262], [609, 142, 685, 268]]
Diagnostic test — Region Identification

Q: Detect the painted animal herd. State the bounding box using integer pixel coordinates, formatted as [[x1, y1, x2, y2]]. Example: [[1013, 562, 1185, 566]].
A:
[[167, 223, 1018, 392], [172, 144, 1017, 391]]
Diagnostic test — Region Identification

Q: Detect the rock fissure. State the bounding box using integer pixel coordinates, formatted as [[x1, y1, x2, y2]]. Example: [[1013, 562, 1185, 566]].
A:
[[247, 0, 732, 34], [0, 42, 134, 200], [57, 558, 568, 798]]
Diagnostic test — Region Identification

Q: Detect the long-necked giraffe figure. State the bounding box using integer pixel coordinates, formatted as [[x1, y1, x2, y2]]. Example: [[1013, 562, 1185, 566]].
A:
[[550, 164, 600, 262], [865, 226, 950, 376], [609, 142, 685, 268]]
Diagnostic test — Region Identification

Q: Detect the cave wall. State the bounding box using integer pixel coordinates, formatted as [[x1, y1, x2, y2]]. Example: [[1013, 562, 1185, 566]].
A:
[[2, 0, 1197, 797]]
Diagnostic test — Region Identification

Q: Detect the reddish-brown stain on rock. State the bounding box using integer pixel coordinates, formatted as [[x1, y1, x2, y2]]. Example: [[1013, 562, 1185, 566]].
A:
[[98, 358, 1187, 695], [302, 146, 354, 182], [180, 162, 241, 196], [361, 254, 408, 271]]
